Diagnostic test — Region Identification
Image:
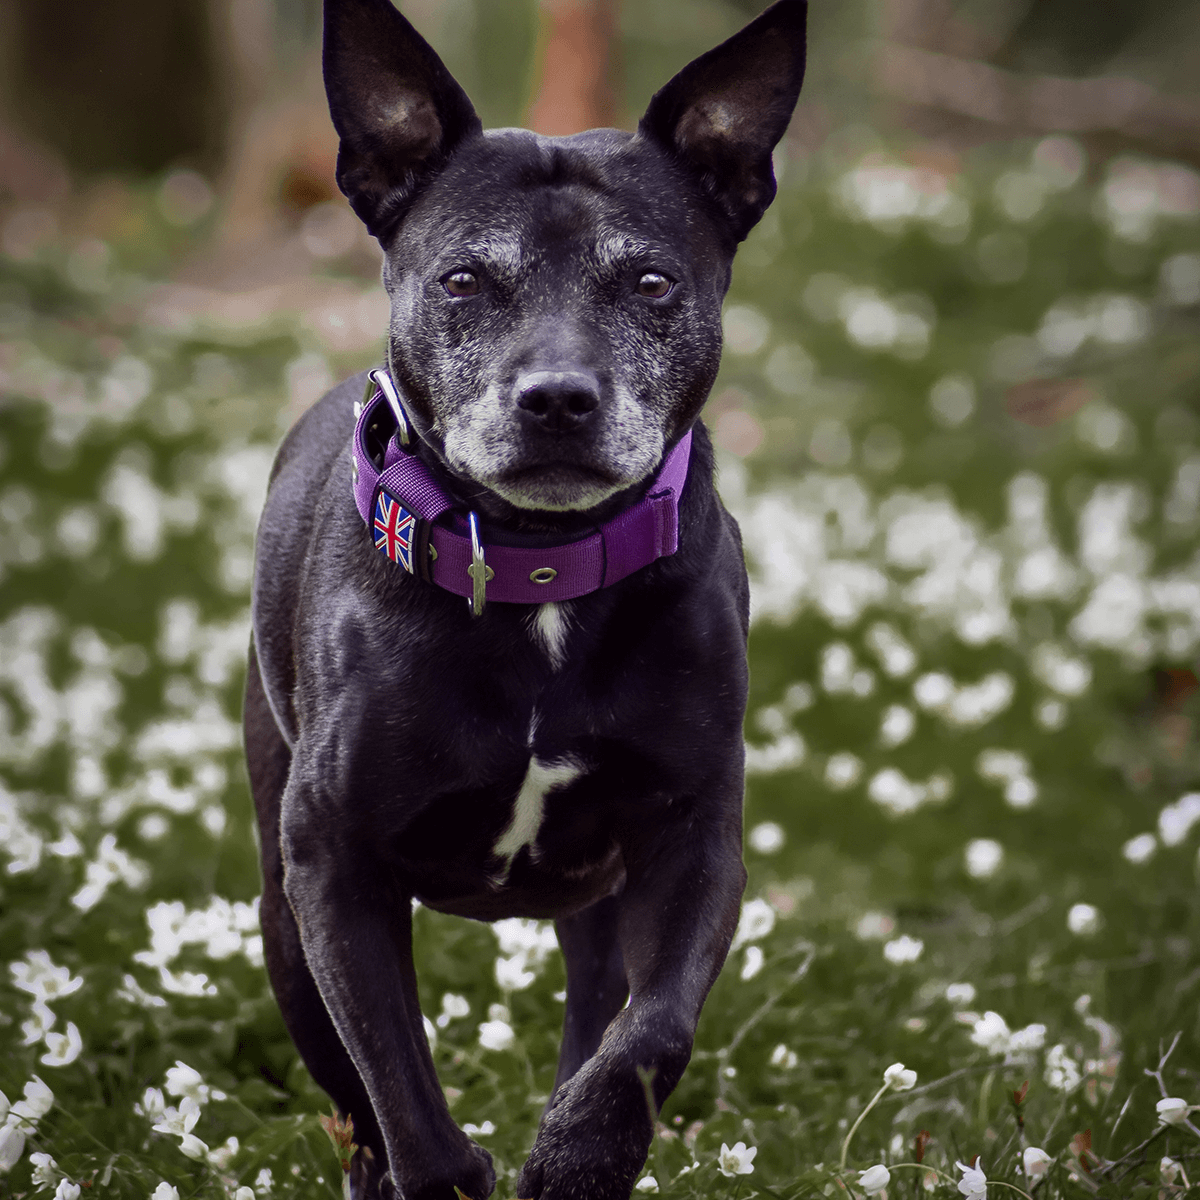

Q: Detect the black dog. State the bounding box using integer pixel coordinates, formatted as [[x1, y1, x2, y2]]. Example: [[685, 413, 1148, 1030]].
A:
[[244, 3, 806, 1197]]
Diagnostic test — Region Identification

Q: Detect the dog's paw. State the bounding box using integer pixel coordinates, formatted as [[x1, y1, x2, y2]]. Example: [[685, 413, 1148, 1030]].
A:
[[348, 1146, 386, 1200], [515, 1063, 651, 1200], [388, 1137, 496, 1200]]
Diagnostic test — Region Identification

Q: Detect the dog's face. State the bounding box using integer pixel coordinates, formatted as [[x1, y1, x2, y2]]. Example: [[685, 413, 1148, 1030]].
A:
[[383, 129, 729, 512], [324, 0, 807, 515]]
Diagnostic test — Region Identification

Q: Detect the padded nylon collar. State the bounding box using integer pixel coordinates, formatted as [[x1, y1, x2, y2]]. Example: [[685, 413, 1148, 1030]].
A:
[[351, 372, 692, 606]]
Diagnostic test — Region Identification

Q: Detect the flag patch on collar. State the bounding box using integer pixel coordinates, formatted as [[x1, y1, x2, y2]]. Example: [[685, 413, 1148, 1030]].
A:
[[373, 492, 418, 573]]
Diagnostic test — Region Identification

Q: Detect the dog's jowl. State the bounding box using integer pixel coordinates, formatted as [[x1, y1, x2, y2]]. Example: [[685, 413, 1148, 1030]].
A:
[[244, 2, 806, 1197]]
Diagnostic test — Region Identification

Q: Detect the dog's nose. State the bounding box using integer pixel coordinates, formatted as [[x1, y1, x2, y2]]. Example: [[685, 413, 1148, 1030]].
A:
[[516, 370, 601, 432]]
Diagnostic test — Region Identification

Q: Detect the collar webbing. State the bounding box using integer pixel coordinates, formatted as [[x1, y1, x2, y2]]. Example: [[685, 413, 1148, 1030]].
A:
[[351, 370, 692, 609]]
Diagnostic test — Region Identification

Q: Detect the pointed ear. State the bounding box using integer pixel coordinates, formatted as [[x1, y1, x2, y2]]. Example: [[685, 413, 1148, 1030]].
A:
[[638, 0, 807, 243], [323, 0, 482, 239]]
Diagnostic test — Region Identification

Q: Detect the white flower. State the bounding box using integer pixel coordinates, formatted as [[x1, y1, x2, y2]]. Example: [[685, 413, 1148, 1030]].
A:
[[235, 1189, 255, 1200], [717, 1141, 757, 1177], [1067, 903, 1100, 935], [1023, 1147, 1052, 1178], [1157, 1097, 1191, 1126], [136, 1087, 167, 1122], [40, 1022, 82, 1067], [21, 1001, 57, 1046], [1006, 1024, 1047, 1058], [970, 1011, 1012, 1056], [478, 1020, 515, 1052], [54, 1179, 81, 1200], [178, 1133, 209, 1160], [732, 898, 776, 948], [156, 966, 216, 997], [740, 945, 765, 980], [964, 839, 1003, 879], [1159, 793, 1200, 847], [884, 1062, 918, 1090], [748, 822, 785, 855], [1044, 1044, 1082, 1092], [635, 1176, 659, 1192], [30, 1151, 58, 1187], [1122, 833, 1156, 864], [883, 935, 924, 964], [151, 1183, 180, 1200], [769, 1044, 797, 1069], [10, 952, 84, 1003], [255, 1167, 274, 1192], [1161, 1157, 1181, 1184], [0, 1123, 26, 1171], [880, 704, 916, 747], [491, 918, 557, 965], [165, 1061, 210, 1104], [495, 955, 536, 992], [945, 983, 976, 1007], [13, 1077, 54, 1122], [956, 1158, 987, 1197], [859, 1164, 891, 1195], [0, 1089, 6, 1124], [153, 1097, 201, 1137], [462, 1121, 495, 1137], [436, 993, 470, 1028]]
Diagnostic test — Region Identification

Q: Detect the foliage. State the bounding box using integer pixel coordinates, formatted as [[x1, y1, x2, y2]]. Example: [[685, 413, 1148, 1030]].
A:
[[1, 132, 1199, 1200]]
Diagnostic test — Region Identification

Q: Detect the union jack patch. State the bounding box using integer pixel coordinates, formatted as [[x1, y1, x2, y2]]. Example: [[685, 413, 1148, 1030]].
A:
[[373, 492, 418, 573]]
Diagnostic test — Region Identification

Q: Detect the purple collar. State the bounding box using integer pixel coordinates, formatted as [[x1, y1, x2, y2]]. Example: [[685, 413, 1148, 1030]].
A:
[[351, 370, 692, 613]]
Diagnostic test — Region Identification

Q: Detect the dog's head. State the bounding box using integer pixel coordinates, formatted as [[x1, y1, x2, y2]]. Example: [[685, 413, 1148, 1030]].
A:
[[324, 0, 806, 517]]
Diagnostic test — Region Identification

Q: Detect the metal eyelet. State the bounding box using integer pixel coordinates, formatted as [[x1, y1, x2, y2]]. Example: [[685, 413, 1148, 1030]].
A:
[[530, 567, 557, 584]]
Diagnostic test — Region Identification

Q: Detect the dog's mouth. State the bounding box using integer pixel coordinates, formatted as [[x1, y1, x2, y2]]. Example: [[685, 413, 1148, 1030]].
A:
[[486, 460, 634, 513]]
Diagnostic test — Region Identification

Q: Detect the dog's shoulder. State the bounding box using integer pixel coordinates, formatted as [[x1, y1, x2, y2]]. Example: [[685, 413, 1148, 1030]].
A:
[[270, 370, 370, 487]]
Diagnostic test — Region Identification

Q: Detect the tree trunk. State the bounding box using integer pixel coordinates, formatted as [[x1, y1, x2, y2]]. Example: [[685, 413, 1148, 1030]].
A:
[[526, 0, 621, 136]]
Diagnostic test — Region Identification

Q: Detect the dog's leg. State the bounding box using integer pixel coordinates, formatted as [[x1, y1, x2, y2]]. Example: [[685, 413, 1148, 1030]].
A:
[[551, 894, 629, 1102], [245, 647, 388, 1199], [279, 766, 496, 1200], [517, 793, 746, 1200]]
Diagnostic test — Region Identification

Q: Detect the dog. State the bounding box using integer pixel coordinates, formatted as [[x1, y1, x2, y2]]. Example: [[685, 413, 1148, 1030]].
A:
[[243, 2, 806, 1197]]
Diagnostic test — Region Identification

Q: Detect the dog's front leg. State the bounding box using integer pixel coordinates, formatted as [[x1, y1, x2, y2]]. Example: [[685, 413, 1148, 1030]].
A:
[[281, 777, 496, 1200], [517, 794, 747, 1200]]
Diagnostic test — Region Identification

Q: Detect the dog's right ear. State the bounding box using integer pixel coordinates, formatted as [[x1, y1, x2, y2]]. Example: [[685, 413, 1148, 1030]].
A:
[[323, 0, 482, 239]]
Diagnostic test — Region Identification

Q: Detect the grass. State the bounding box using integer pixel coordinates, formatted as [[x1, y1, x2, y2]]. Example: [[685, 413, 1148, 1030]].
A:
[[1, 132, 1199, 1200]]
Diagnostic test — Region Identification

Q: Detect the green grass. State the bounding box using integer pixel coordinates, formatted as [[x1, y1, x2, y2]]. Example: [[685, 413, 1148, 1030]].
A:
[[1, 135, 1199, 1200]]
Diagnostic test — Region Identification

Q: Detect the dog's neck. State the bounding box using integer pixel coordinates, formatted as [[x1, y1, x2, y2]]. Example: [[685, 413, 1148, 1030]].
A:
[[351, 370, 693, 610]]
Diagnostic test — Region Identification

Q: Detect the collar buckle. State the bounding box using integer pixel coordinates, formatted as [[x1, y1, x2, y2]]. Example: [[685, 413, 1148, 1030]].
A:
[[370, 367, 412, 448], [466, 512, 493, 616]]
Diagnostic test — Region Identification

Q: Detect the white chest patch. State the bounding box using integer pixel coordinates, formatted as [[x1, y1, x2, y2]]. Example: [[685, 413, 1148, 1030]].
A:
[[492, 755, 583, 881], [527, 602, 572, 670]]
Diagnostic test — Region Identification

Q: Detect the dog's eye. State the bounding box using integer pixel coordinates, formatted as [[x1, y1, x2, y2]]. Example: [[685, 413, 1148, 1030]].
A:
[[443, 271, 480, 297], [636, 272, 674, 299]]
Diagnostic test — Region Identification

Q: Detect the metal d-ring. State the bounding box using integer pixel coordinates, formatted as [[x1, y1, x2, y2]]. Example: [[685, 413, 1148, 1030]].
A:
[[466, 512, 493, 616], [370, 367, 412, 448]]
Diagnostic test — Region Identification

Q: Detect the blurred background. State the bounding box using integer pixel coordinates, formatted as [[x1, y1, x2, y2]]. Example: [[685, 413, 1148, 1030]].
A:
[[3, 0, 1199, 304], [2, 4, 1200, 1190]]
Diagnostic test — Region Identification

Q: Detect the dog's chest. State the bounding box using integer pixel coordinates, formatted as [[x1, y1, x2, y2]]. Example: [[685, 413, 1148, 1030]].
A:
[[491, 752, 584, 882], [526, 602, 571, 671]]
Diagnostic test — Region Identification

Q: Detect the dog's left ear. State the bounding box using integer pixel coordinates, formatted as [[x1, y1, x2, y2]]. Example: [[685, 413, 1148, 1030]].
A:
[[639, 0, 806, 243], [323, 0, 482, 239]]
